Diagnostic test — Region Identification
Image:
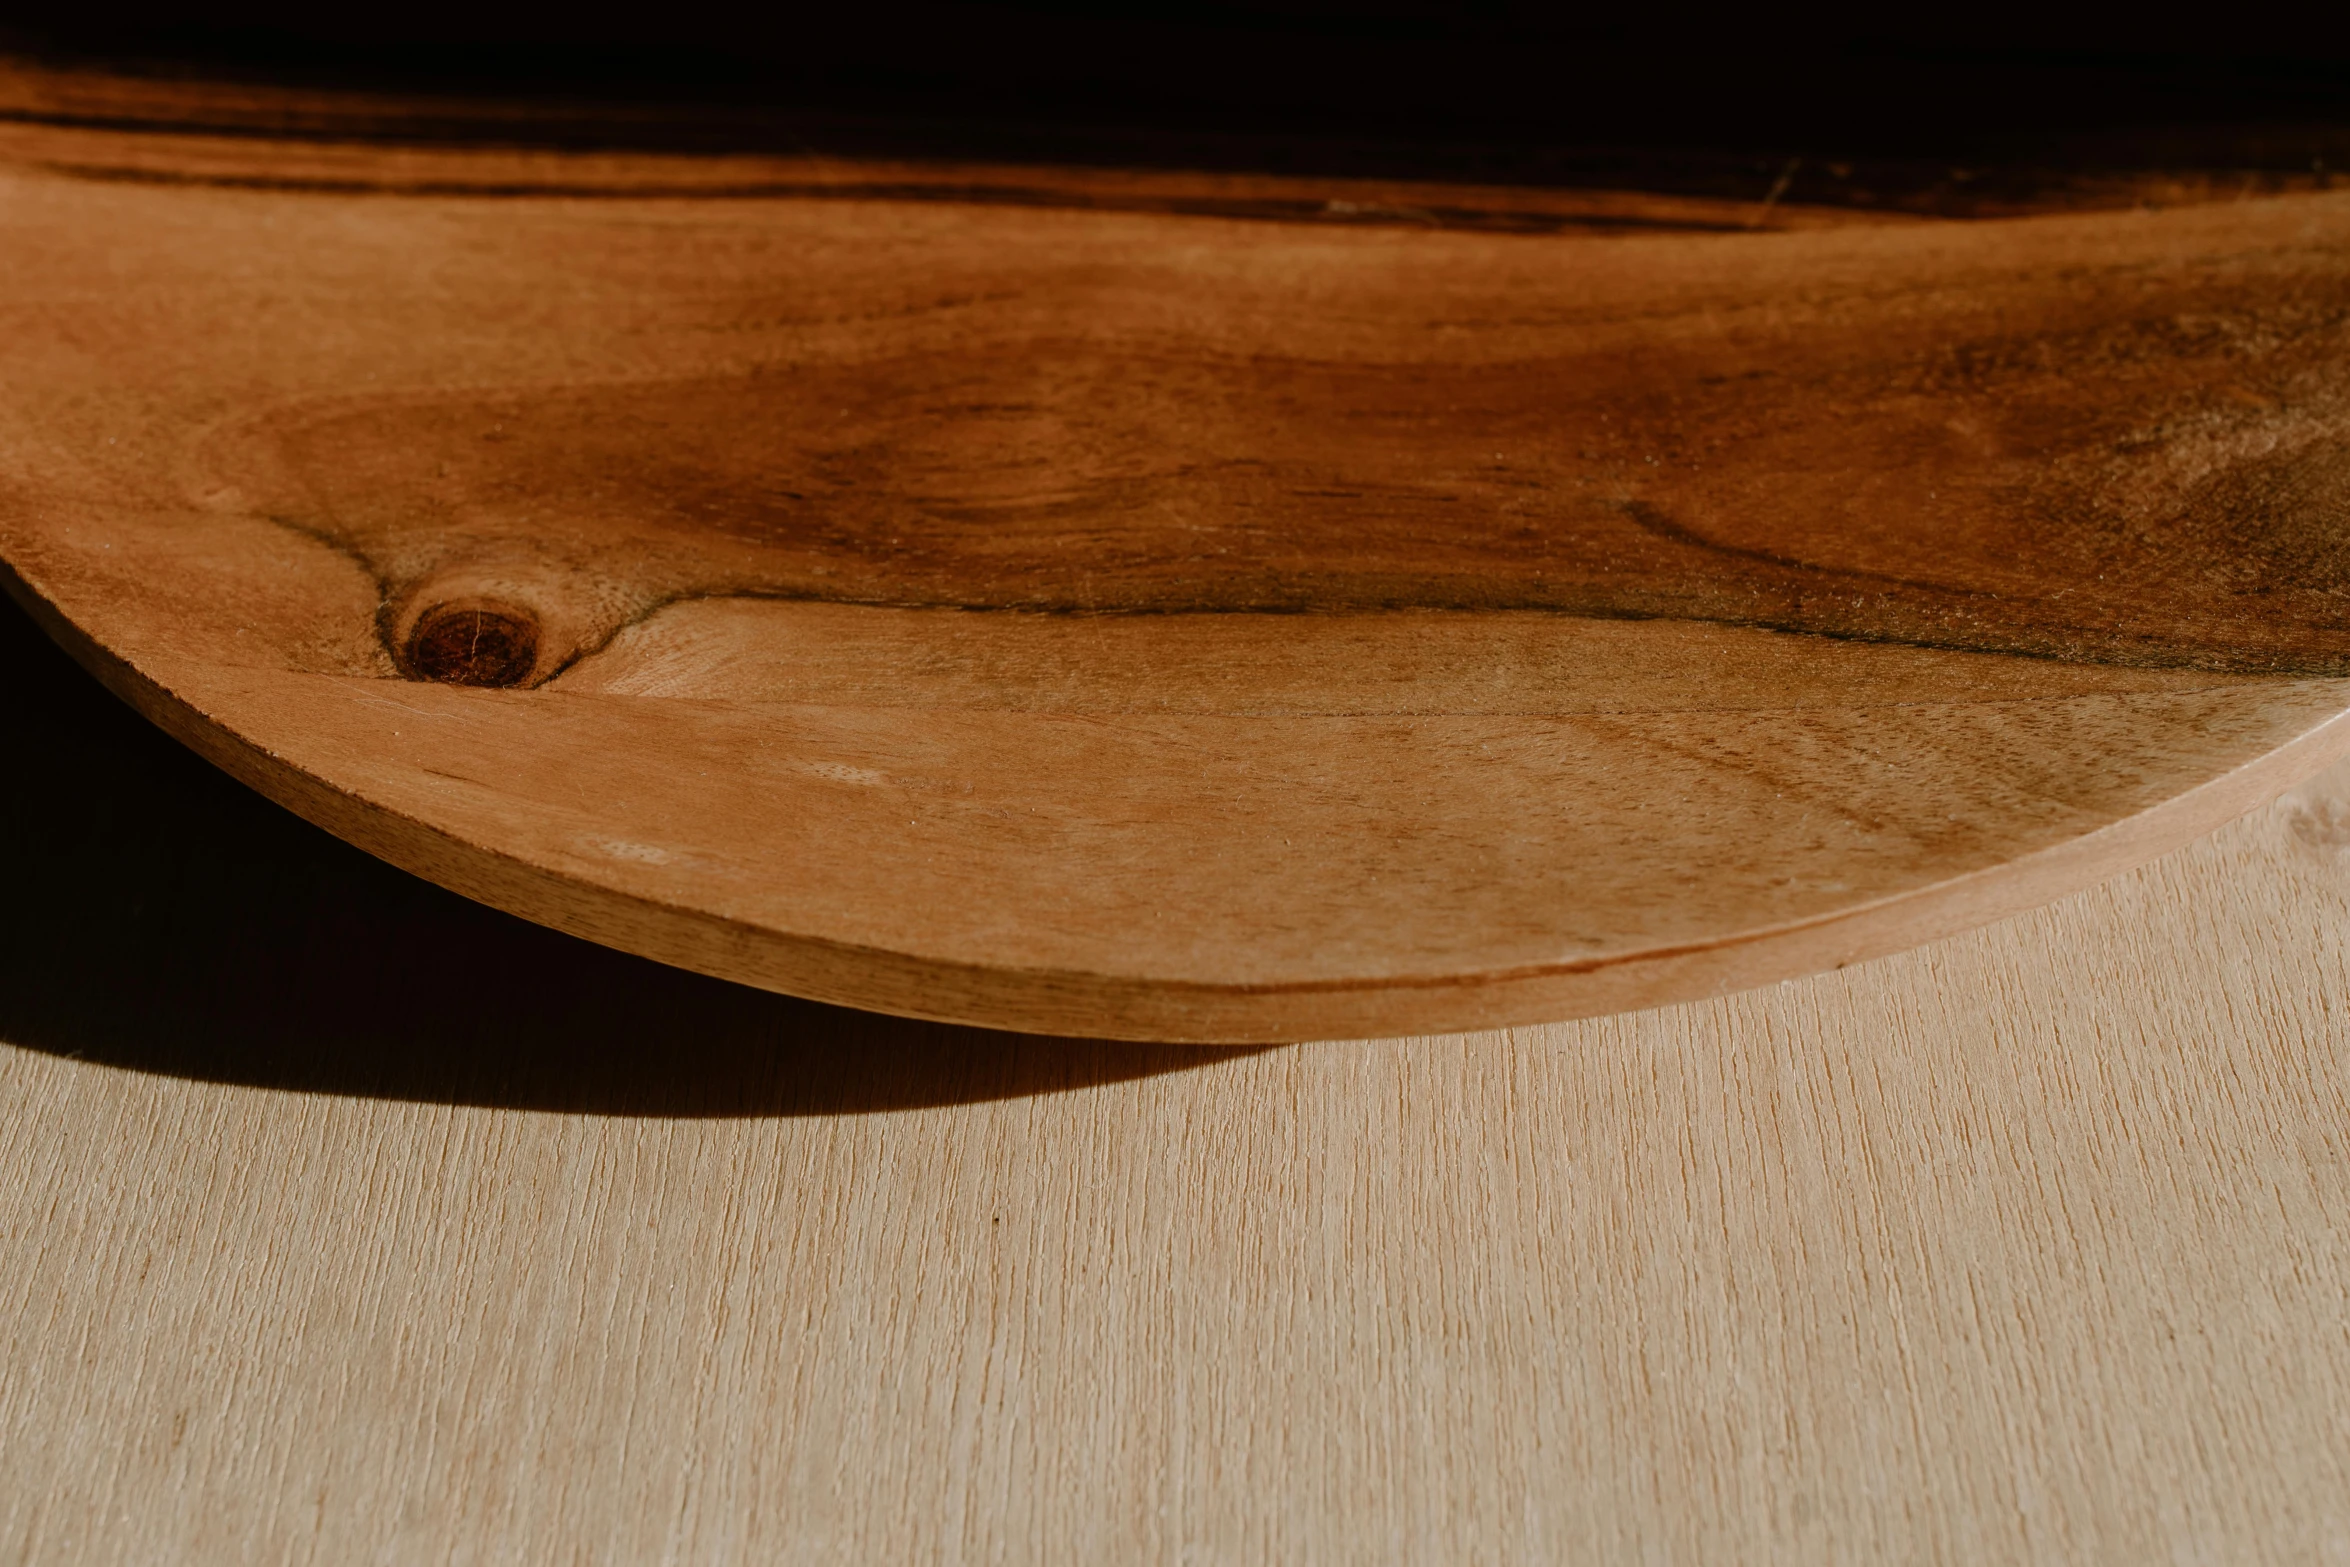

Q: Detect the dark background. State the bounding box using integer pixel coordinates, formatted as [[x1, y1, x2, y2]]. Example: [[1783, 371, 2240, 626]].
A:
[[6, 4, 2349, 192]]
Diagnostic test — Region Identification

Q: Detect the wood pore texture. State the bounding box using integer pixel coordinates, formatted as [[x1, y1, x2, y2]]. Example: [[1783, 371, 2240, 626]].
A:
[[2, 577, 2349, 1563], [9, 67, 2350, 1036]]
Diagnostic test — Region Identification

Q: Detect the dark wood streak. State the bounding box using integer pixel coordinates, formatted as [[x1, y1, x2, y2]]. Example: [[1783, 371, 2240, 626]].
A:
[[38, 160, 1753, 236], [208, 259, 2350, 684]]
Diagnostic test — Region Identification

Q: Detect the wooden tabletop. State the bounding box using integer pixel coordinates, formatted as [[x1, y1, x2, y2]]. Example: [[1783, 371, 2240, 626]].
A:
[[4, 587, 2347, 1563]]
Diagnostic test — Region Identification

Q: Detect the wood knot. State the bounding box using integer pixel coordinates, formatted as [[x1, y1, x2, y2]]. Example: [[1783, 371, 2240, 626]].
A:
[[401, 604, 540, 687]]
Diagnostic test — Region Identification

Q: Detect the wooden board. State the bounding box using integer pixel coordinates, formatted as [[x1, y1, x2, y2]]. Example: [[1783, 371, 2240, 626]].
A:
[[5, 577, 2350, 1560], [6, 74, 2350, 1038]]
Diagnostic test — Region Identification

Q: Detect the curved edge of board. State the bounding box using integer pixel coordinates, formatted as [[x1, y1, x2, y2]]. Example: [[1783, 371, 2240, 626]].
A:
[[16, 565, 2348, 1044]]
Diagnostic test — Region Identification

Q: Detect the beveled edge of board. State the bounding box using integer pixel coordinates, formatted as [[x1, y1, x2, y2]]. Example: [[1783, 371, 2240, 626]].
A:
[[15, 562, 2348, 1044]]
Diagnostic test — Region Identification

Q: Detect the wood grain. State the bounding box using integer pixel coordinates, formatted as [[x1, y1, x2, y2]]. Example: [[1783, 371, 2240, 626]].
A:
[[6, 74, 2350, 1037], [5, 735, 2349, 1564]]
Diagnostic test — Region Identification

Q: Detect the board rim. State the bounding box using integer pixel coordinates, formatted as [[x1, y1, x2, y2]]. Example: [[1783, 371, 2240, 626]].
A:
[[14, 565, 2347, 1043]]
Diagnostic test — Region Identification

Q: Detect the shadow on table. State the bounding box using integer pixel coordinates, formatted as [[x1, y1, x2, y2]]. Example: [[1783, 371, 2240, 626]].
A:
[[0, 591, 1266, 1116]]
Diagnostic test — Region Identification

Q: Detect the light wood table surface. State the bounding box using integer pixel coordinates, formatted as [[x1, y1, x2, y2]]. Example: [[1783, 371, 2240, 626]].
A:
[[3, 593, 2349, 1564]]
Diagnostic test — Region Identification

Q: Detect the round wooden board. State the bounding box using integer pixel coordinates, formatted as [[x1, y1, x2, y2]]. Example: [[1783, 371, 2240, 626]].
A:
[[6, 89, 2350, 1040]]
